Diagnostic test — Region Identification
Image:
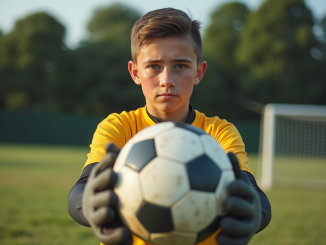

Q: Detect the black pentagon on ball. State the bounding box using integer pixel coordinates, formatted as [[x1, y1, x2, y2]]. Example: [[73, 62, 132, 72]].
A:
[[196, 216, 221, 243], [186, 154, 222, 192], [137, 201, 174, 233], [125, 139, 156, 172], [174, 123, 207, 135]]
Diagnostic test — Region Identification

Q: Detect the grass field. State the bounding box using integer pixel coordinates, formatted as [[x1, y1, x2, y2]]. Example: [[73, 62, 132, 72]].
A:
[[1, 143, 326, 245], [273, 156, 326, 188]]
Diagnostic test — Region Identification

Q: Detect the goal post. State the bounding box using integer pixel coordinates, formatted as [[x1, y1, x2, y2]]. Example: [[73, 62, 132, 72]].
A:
[[260, 104, 326, 190]]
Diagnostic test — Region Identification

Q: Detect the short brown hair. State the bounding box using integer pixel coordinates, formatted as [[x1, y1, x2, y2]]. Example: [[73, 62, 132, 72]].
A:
[[131, 8, 202, 64]]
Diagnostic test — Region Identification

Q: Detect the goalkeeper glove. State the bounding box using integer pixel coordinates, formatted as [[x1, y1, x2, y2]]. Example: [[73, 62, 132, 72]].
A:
[[82, 143, 132, 245], [216, 152, 262, 245]]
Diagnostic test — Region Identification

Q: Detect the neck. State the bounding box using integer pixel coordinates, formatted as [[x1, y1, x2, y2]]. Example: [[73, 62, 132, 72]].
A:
[[146, 102, 190, 123]]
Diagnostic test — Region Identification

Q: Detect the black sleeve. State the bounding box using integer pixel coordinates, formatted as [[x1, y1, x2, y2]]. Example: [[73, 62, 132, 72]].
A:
[[243, 171, 272, 233], [67, 163, 98, 227]]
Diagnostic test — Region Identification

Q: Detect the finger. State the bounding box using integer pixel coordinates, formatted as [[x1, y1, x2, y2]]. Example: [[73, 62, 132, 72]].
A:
[[97, 152, 119, 173], [216, 233, 251, 245], [227, 152, 241, 179], [90, 168, 117, 191], [91, 190, 117, 209], [105, 143, 121, 154], [100, 226, 133, 245], [220, 217, 255, 236], [91, 206, 116, 226], [224, 196, 255, 218], [228, 180, 255, 200]]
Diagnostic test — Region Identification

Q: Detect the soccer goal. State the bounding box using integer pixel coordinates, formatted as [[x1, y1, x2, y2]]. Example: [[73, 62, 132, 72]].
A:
[[260, 104, 326, 190]]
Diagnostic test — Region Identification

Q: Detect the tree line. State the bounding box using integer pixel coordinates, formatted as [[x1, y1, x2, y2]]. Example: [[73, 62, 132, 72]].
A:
[[0, 0, 325, 120]]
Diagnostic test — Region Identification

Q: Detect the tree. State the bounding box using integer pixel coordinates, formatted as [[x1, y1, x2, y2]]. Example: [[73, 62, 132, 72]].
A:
[[236, 0, 326, 105], [191, 57, 231, 118], [319, 14, 326, 61], [0, 12, 74, 112], [72, 42, 143, 114], [316, 14, 326, 104], [204, 2, 250, 68], [87, 3, 140, 45], [191, 2, 251, 119], [71, 3, 143, 115]]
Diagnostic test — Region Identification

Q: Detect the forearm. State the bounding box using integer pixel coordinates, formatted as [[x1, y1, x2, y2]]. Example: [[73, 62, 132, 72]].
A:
[[68, 182, 90, 226], [68, 183, 90, 226], [243, 171, 272, 233], [68, 163, 97, 227]]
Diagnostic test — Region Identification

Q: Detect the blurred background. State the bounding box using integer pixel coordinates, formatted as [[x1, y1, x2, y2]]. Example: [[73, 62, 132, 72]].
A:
[[0, 0, 326, 244], [1, 0, 326, 149]]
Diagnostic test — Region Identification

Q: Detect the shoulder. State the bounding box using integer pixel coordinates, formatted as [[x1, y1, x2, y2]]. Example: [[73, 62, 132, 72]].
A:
[[104, 107, 146, 123], [192, 109, 238, 135], [95, 106, 153, 147], [192, 109, 251, 173], [98, 107, 148, 130], [85, 107, 150, 168]]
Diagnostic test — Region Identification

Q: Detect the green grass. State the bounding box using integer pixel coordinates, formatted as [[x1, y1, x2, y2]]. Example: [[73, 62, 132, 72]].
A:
[[1, 143, 326, 245], [0, 143, 98, 245], [273, 156, 326, 188]]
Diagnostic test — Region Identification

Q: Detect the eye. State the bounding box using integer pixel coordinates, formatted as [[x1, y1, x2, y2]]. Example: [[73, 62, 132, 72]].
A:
[[148, 64, 161, 70], [175, 64, 188, 69]]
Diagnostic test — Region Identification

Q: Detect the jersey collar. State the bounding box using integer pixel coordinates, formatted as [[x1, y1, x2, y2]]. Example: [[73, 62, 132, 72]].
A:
[[146, 104, 196, 124]]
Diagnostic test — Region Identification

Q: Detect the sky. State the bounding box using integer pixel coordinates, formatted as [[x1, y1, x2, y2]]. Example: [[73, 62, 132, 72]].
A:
[[1, 0, 326, 48]]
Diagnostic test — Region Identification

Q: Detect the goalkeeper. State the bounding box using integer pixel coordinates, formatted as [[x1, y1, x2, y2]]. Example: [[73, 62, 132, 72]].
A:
[[68, 7, 271, 245]]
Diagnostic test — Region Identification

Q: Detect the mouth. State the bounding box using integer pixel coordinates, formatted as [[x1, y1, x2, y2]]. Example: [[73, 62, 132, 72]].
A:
[[158, 93, 177, 99]]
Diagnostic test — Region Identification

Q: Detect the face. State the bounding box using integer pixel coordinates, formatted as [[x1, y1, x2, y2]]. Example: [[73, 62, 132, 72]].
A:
[[128, 36, 207, 122]]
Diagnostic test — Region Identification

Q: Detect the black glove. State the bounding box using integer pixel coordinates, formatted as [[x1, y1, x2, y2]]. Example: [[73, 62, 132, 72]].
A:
[[216, 152, 262, 245], [82, 143, 132, 245]]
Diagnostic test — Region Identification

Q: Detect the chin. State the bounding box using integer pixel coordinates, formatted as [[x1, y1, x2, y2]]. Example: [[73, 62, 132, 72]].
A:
[[157, 103, 182, 113]]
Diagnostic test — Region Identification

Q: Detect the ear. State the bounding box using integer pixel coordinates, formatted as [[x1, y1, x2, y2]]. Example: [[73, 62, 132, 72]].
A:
[[194, 61, 207, 85], [128, 60, 141, 85]]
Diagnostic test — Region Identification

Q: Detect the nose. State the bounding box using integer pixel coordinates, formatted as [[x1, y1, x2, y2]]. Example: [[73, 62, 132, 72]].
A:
[[159, 67, 175, 88]]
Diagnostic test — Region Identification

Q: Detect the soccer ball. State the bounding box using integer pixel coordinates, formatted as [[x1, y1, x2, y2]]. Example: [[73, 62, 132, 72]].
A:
[[113, 122, 235, 245]]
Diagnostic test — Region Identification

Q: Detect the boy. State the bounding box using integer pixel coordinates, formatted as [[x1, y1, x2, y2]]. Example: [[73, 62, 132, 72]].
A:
[[68, 8, 271, 245]]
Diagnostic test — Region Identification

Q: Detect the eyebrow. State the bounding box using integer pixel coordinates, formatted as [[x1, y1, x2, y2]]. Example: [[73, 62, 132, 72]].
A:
[[175, 59, 193, 63], [143, 58, 193, 65]]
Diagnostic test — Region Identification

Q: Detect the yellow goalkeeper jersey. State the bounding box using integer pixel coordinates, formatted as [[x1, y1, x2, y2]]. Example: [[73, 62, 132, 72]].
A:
[[84, 106, 252, 245]]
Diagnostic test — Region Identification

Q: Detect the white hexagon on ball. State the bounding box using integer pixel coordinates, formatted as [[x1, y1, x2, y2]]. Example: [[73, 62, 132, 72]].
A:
[[119, 208, 150, 242], [113, 138, 135, 173], [155, 127, 204, 163], [132, 122, 175, 143], [215, 170, 235, 216], [171, 191, 216, 232], [200, 134, 232, 170], [114, 165, 143, 214], [139, 157, 190, 207]]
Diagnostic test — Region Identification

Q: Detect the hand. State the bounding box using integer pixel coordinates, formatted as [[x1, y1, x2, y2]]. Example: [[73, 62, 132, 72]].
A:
[[82, 143, 132, 245], [216, 152, 262, 245]]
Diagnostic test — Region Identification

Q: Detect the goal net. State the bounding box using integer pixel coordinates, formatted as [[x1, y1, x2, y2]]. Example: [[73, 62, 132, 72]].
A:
[[260, 104, 326, 190]]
